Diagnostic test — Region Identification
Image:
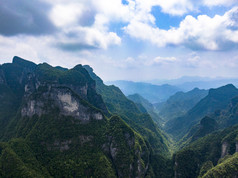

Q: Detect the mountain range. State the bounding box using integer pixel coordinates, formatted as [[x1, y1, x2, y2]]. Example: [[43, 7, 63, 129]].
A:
[[0, 57, 154, 177], [1, 56, 238, 177], [149, 76, 238, 91], [165, 84, 238, 140], [106, 80, 181, 103], [154, 88, 208, 122]]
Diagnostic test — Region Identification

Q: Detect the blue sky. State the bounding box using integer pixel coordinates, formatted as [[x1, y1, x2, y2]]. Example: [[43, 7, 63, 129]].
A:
[[0, 0, 238, 81]]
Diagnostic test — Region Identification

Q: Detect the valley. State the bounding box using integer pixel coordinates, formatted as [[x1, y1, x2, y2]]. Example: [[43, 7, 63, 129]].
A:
[[0, 56, 238, 178], [1, 0, 238, 177]]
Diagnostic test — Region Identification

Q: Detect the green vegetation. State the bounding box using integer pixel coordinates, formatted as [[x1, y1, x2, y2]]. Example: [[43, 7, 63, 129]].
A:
[[1, 57, 238, 178], [84, 65, 171, 156], [0, 139, 51, 177], [0, 57, 155, 177], [174, 125, 238, 178], [203, 153, 238, 178], [155, 88, 208, 122], [199, 161, 214, 177], [127, 93, 163, 125], [179, 116, 218, 148], [211, 96, 238, 129], [165, 84, 238, 140]]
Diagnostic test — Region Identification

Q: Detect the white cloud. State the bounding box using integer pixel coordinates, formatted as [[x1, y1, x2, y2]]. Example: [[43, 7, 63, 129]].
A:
[[153, 56, 177, 64], [6, 0, 237, 53], [203, 0, 238, 7], [92, 0, 130, 22], [126, 0, 194, 17], [125, 57, 135, 63], [47, 0, 192, 51], [124, 6, 238, 50], [48, 0, 124, 50], [56, 26, 121, 50], [155, 0, 194, 16], [50, 3, 84, 27]]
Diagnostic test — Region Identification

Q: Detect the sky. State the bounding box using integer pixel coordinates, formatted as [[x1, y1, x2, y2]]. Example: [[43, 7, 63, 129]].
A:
[[0, 0, 238, 81]]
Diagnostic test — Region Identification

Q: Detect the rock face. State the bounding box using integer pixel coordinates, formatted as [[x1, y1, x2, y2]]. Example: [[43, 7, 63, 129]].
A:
[[43, 139, 72, 152], [0, 67, 5, 84], [21, 86, 104, 123], [6, 56, 108, 122], [21, 100, 44, 117], [221, 141, 229, 158], [236, 142, 238, 153], [100, 116, 150, 178], [174, 161, 178, 178]]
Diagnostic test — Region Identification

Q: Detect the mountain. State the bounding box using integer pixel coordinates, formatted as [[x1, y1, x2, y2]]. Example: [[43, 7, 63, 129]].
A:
[[127, 93, 163, 125], [106, 80, 181, 103], [174, 124, 238, 178], [180, 96, 238, 147], [202, 152, 238, 177], [165, 84, 238, 140], [84, 65, 171, 156], [149, 76, 215, 86], [212, 96, 238, 129], [155, 88, 208, 121], [3, 56, 238, 177], [149, 76, 238, 91], [178, 116, 218, 148], [177, 79, 238, 92], [0, 56, 167, 177]]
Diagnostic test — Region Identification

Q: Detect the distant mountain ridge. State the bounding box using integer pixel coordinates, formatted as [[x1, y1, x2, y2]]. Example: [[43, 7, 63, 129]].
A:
[[155, 88, 208, 121], [165, 84, 238, 140], [148, 76, 238, 91], [179, 95, 238, 147], [106, 80, 181, 103]]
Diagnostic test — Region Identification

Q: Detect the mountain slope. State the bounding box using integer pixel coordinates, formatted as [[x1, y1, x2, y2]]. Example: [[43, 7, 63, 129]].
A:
[[84, 65, 171, 156], [203, 152, 238, 178], [0, 57, 153, 177], [165, 84, 238, 140], [174, 124, 238, 178], [155, 88, 208, 121], [212, 96, 238, 129], [106, 80, 181, 103], [127, 93, 163, 125], [180, 96, 238, 147], [179, 116, 218, 148]]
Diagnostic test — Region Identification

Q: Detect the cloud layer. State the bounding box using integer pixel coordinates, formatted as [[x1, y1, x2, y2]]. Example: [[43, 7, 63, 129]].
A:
[[0, 0, 238, 51], [0, 0, 238, 81], [125, 6, 238, 50], [0, 0, 56, 36]]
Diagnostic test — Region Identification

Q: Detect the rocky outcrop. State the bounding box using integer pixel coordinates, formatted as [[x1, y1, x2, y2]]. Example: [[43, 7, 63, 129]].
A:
[[221, 141, 229, 158], [236, 142, 238, 152], [21, 100, 45, 117], [104, 116, 149, 178], [21, 86, 104, 123], [42, 139, 72, 152], [174, 161, 178, 178], [0, 67, 5, 84]]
